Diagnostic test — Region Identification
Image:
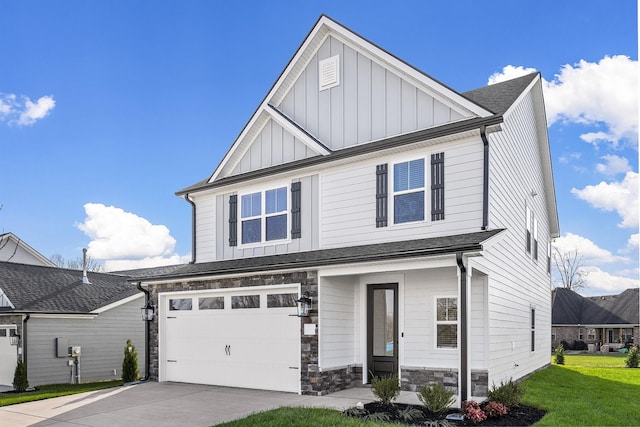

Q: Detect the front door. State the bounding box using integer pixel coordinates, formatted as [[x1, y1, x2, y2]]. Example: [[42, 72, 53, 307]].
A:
[[367, 284, 398, 380]]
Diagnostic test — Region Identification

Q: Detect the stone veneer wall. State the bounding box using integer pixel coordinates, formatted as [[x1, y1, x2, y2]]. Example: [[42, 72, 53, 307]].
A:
[[145, 270, 323, 394], [400, 368, 489, 398]]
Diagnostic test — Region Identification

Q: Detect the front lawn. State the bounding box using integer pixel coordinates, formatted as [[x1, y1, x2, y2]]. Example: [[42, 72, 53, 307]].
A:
[[219, 354, 640, 426], [0, 380, 123, 407]]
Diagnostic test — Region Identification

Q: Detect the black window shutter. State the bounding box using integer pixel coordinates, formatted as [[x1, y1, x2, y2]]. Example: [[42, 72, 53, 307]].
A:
[[376, 164, 388, 227], [291, 181, 301, 239], [431, 153, 445, 221], [229, 194, 237, 247]]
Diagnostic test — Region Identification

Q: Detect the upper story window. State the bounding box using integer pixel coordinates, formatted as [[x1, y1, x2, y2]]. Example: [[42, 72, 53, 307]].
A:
[[525, 205, 532, 254], [377, 153, 444, 227], [241, 186, 288, 244], [393, 159, 425, 224]]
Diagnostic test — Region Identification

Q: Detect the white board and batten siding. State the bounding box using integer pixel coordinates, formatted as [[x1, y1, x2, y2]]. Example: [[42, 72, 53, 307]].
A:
[[472, 88, 553, 384], [320, 136, 485, 249], [26, 297, 145, 386], [278, 35, 469, 151]]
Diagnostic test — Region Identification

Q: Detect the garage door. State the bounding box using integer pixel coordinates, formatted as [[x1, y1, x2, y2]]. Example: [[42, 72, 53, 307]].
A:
[[0, 326, 18, 387], [161, 286, 301, 393]]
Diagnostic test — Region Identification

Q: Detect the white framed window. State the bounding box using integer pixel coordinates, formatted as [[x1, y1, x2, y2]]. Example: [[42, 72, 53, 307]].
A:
[[392, 158, 425, 224], [436, 297, 458, 349], [531, 307, 536, 352], [551, 327, 556, 342], [587, 328, 596, 341], [525, 205, 532, 254], [533, 218, 539, 261], [240, 186, 288, 245]]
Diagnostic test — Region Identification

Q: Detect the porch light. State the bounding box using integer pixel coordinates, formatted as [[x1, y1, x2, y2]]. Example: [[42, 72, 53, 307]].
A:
[[9, 334, 20, 346], [295, 293, 312, 317], [141, 300, 155, 321]]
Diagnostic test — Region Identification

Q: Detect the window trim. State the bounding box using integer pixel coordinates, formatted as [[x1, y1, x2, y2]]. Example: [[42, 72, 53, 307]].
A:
[[390, 156, 428, 226], [237, 183, 291, 248], [435, 295, 458, 350]]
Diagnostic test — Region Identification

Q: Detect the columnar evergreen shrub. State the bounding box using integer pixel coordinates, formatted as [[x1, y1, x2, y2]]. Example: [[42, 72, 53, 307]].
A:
[[416, 383, 456, 415], [13, 359, 29, 392], [122, 339, 140, 383], [625, 345, 639, 368], [555, 344, 565, 365], [370, 373, 400, 405]]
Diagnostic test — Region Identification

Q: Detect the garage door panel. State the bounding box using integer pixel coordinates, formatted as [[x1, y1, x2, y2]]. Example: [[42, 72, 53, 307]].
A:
[[162, 288, 301, 393]]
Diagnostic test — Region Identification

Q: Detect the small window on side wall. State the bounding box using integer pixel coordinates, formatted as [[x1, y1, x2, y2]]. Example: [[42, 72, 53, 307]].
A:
[[436, 297, 458, 348], [531, 308, 536, 352]]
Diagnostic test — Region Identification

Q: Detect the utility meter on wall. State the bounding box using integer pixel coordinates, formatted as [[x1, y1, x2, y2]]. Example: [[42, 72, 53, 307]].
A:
[[71, 346, 81, 357]]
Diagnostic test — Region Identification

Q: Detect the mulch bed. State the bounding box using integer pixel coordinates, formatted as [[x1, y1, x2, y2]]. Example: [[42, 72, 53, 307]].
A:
[[344, 402, 546, 426]]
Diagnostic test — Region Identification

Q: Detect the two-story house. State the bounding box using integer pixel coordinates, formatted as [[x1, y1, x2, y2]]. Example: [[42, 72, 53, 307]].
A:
[[134, 15, 559, 401]]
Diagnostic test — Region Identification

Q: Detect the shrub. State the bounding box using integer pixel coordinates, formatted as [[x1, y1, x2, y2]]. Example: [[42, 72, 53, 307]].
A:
[[13, 359, 29, 392], [484, 400, 508, 418], [462, 400, 486, 424], [554, 344, 565, 365], [625, 344, 639, 368], [417, 383, 456, 415], [122, 339, 140, 383], [573, 340, 588, 351], [487, 378, 525, 407], [561, 339, 573, 351], [370, 373, 400, 405]]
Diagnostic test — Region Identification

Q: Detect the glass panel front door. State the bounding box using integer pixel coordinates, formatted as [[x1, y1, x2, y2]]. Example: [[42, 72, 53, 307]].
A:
[[367, 284, 398, 380]]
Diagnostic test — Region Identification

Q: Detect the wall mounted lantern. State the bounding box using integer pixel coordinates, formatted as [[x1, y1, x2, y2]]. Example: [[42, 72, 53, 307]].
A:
[[9, 333, 20, 346], [141, 300, 155, 321], [294, 293, 312, 317]]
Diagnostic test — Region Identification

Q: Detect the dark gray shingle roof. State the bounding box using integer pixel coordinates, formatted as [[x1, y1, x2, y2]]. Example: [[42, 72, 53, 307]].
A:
[[552, 287, 639, 325], [462, 73, 538, 115], [134, 229, 504, 282], [0, 262, 140, 313]]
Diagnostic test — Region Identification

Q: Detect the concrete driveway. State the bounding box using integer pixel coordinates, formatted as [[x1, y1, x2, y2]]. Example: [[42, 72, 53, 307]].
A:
[[0, 382, 398, 427]]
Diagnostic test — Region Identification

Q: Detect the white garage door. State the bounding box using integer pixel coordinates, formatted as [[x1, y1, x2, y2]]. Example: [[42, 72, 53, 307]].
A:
[[0, 326, 18, 387], [161, 286, 301, 393]]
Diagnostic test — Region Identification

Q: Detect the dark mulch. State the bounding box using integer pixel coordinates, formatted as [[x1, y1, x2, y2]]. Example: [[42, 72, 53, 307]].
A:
[[345, 402, 546, 426]]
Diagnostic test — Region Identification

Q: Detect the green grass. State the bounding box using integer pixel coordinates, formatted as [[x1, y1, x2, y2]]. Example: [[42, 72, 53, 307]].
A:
[[217, 407, 393, 427], [220, 354, 640, 426], [521, 354, 640, 426], [0, 380, 123, 407]]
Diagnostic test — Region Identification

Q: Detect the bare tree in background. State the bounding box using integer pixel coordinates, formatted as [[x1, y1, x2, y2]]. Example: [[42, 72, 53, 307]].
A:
[[552, 246, 588, 292], [50, 253, 103, 272]]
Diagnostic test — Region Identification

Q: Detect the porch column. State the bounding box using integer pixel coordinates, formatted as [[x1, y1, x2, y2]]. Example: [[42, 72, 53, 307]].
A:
[[456, 252, 470, 402]]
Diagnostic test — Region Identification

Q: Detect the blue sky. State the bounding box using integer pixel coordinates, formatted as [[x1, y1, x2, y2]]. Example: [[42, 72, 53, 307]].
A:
[[0, 1, 637, 296]]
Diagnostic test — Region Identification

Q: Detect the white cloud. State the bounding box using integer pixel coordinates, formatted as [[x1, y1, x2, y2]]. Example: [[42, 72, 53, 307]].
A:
[[595, 154, 632, 176], [621, 233, 639, 254], [0, 93, 55, 126], [553, 232, 627, 264], [488, 65, 538, 85], [76, 203, 187, 267], [571, 171, 639, 228], [543, 55, 638, 147], [580, 266, 639, 295]]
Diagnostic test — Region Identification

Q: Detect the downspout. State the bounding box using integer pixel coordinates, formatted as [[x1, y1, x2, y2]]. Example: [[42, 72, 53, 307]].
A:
[[136, 282, 151, 381], [480, 125, 489, 230], [456, 252, 468, 402], [22, 314, 30, 374], [185, 194, 196, 264]]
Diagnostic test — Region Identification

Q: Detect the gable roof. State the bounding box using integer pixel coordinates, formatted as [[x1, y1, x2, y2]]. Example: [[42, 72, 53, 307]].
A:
[[552, 287, 640, 325], [462, 73, 539, 115], [0, 262, 140, 314], [133, 229, 504, 282], [0, 233, 57, 267]]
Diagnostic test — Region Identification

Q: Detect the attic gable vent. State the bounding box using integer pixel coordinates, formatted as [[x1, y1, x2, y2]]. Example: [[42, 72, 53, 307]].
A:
[[319, 55, 340, 91]]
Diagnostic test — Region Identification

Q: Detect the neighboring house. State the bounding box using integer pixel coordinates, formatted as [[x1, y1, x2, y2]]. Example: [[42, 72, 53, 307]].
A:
[[552, 287, 639, 352], [133, 15, 559, 401], [0, 232, 57, 267], [0, 261, 145, 388]]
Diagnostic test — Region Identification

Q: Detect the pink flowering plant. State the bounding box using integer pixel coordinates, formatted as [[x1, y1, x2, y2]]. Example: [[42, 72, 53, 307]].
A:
[[484, 400, 508, 418], [462, 400, 487, 424]]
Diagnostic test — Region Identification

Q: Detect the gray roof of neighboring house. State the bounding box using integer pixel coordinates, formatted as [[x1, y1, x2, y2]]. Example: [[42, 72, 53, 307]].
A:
[[132, 229, 504, 282], [0, 262, 140, 314], [552, 287, 640, 325]]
